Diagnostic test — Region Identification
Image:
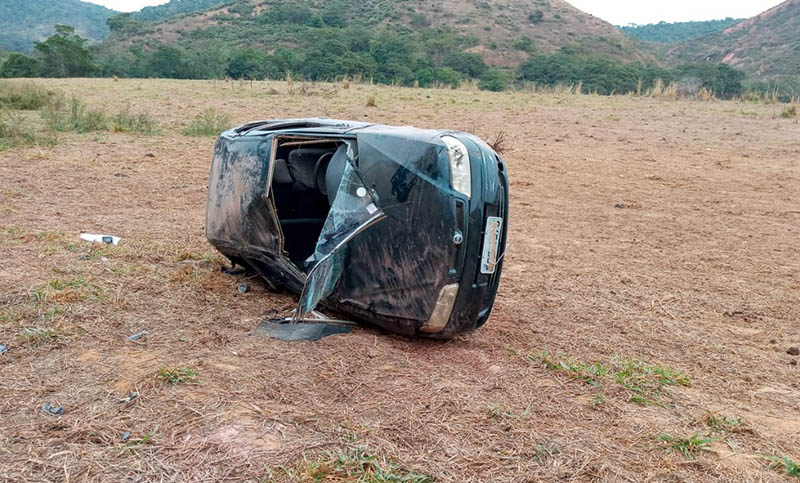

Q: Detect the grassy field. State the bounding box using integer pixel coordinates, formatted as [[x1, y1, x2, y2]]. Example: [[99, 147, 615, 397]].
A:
[[1, 78, 799, 482]]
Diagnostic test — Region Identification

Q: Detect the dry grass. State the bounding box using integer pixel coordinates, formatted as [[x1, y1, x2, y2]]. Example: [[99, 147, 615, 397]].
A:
[[1, 78, 799, 481], [646, 79, 679, 99]]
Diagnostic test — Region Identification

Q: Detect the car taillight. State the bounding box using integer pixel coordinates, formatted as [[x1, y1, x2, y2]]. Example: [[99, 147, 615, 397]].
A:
[[420, 283, 459, 334], [442, 135, 471, 198]]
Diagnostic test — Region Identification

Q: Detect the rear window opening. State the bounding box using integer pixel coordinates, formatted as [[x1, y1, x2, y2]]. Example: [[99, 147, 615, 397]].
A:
[[270, 136, 352, 269]]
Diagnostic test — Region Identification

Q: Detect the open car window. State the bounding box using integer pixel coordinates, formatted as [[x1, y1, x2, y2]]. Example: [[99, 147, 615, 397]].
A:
[[294, 145, 386, 319]]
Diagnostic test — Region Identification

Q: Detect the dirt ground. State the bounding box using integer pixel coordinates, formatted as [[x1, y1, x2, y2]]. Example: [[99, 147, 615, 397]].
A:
[[1, 79, 799, 482]]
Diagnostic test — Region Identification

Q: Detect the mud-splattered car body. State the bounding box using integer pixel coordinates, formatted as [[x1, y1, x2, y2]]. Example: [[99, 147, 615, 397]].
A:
[[206, 118, 508, 338]]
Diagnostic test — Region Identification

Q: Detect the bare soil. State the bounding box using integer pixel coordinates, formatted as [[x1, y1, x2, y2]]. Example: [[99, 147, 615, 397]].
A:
[[1, 79, 799, 482]]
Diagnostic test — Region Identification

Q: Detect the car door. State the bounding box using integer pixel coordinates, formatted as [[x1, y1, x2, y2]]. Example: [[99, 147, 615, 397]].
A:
[[294, 143, 386, 319]]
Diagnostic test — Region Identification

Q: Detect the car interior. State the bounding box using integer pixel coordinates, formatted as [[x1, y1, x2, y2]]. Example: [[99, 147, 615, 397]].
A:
[[270, 137, 352, 269]]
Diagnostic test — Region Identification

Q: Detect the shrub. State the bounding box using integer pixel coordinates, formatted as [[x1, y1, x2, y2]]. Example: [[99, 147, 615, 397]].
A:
[[0, 81, 54, 110], [112, 105, 161, 134], [0, 107, 36, 149], [479, 68, 508, 92], [0, 53, 40, 78], [181, 107, 230, 136], [40, 96, 108, 133]]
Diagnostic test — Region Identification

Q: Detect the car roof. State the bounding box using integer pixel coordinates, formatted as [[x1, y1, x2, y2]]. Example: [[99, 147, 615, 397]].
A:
[[232, 118, 373, 136]]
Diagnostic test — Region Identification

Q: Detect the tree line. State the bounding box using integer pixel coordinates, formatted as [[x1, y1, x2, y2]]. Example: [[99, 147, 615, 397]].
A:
[[0, 22, 759, 99]]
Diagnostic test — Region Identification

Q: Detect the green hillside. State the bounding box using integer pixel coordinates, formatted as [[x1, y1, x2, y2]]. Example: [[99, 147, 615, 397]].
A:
[[0, 0, 117, 53], [97, 0, 651, 69], [620, 18, 742, 43]]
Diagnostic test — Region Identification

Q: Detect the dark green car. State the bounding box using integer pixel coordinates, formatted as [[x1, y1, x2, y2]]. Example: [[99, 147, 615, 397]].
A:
[[206, 118, 508, 338]]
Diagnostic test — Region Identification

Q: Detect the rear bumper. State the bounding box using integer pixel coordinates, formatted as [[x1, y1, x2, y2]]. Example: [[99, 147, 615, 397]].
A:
[[429, 143, 509, 338]]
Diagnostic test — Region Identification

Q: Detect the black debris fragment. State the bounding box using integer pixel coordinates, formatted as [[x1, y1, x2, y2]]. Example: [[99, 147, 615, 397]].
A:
[[121, 391, 138, 404], [42, 403, 64, 416], [788, 346, 800, 356], [127, 331, 150, 341], [256, 319, 351, 341]]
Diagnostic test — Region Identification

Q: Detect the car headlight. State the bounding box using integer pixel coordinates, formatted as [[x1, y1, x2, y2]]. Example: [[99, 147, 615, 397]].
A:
[[442, 135, 471, 198]]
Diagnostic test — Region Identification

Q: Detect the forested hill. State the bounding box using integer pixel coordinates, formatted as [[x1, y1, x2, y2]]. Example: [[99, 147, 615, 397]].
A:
[[0, 0, 117, 53], [620, 18, 742, 43], [100, 0, 650, 68], [0, 0, 236, 53]]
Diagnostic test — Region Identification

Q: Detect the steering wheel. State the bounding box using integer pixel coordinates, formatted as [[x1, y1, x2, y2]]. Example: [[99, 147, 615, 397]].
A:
[[313, 151, 334, 196]]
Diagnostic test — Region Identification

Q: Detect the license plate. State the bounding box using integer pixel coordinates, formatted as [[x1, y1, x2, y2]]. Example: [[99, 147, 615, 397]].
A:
[[480, 216, 503, 274]]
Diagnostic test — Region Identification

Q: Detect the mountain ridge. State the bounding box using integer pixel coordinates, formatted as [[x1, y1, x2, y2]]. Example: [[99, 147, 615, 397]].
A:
[[665, 0, 800, 79], [0, 0, 118, 53]]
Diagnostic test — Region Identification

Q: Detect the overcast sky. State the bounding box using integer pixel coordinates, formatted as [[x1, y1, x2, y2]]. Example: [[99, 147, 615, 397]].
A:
[[84, 0, 785, 25]]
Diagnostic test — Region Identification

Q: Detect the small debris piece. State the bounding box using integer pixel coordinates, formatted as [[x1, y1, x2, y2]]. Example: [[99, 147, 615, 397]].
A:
[[221, 265, 247, 275], [127, 331, 150, 341], [614, 203, 624, 209], [0, 344, 7, 355], [121, 431, 131, 441], [791, 359, 798, 366], [237, 283, 249, 294], [121, 391, 138, 404], [42, 403, 64, 416], [144, 153, 155, 158], [80, 233, 121, 246], [788, 346, 800, 356], [770, 339, 778, 345], [256, 319, 351, 341]]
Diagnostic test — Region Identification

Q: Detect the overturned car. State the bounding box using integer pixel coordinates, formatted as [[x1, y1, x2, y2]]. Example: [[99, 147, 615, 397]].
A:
[[205, 118, 508, 338]]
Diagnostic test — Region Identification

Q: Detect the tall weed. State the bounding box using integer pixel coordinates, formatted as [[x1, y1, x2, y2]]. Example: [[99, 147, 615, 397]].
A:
[[41, 96, 108, 133], [181, 107, 230, 136], [112, 105, 161, 134]]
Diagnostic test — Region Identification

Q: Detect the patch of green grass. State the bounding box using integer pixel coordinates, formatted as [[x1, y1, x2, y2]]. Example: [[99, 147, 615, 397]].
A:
[[527, 352, 690, 406], [588, 393, 605, 405], [658, 434, 717, 459], [119, 430, 155, 454], [611, 357, 690, 405], [42, 304, 65, 319], [702, 412, 744, 432], [533, 443, 560, 463], [286, 447, 433, 482], [31, 229, 67, 242], [157, 367, 199, 385], [181, 107, 231, 136], [764, 455, 800, 480], [112, 105, 161, 134], [30, 277, 104, 306], [16, 327, 64, 347], [528, 351, 609, 386]]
